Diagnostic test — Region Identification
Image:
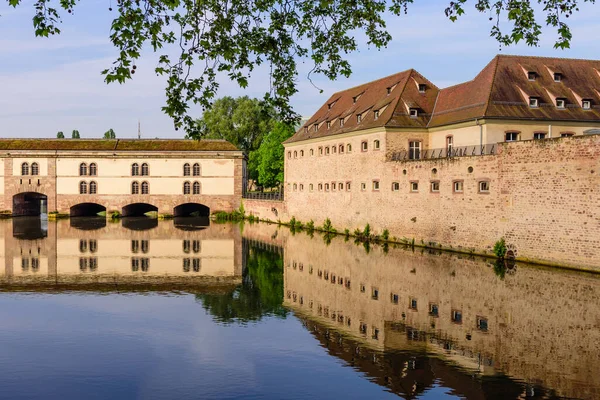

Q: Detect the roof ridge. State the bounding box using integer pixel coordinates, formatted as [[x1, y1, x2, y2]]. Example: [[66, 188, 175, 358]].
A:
[[496, 54, 600, 63], [327, 69, 414, 97], [483, 55, 501, 118]]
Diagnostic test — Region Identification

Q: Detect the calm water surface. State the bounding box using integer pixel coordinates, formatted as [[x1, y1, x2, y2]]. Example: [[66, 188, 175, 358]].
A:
[[0, 217, 598, 399]]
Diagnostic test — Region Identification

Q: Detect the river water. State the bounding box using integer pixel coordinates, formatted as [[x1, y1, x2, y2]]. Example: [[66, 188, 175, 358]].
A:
[[0, 217, 598, 400]]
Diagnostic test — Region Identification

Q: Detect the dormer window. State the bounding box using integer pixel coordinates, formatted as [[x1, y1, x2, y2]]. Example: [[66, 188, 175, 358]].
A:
[[583, 100, 592, 110], [556, 98, 566, 109], [327, 121, 331, 129], [374, 110, 379, 120], [328, 100, 337, 109], [352, 93, 362, 103], [418, 84, 426, 93], [529, 97, 539, 108], [409, 108, 419, 118], [339, 118, 345, 127], [357, 113, 362, 123], [554, 72, 562, 82], [304, 126, 308, 133], [528, 71, 537, 81], [313, 124, 318, 132]]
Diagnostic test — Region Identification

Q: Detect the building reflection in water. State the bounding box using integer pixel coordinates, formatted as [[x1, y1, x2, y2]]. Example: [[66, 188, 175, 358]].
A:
[[239, 223, 600, 400]]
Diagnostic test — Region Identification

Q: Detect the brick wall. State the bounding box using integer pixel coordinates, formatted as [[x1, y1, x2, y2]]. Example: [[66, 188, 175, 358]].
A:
[[270, 134, 600, 270]]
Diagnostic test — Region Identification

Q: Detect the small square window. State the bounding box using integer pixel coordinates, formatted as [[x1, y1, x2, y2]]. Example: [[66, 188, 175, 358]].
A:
[[409, 108, 418, 118], [361, 141, 368, 151], [556, 98, 566, 109], [431, 181, 440, 193], [554, 72, 562, 82], [534, 132, 546, 140], [372, 181, 380, 191], [361, 183, 366, 191], [371, 288, 379, 300], [392, 182, 400, 191], [418, 83, 427, 93], [410, 182, 419, 192], [527, 71, 536, 81], [409, 298, 417, 310], [429, 303, 439, 317], [561, 132, 575, 138], [583, 100, 592, 110], [477, 317, 489, 332], [529, 97, 539, 108], [505, 132, 519, 142], [374, 140, 380, 150], [479, 181, 490, 193], [453, 181, 463, 193], [452, 309, 463, 324]]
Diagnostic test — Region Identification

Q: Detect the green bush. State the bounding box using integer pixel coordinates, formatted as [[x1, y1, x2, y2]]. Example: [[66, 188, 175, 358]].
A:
[[306, 220, 315, 231], [493, 238, 507, 259], [322, 218, 336, 233], [362, 223, 371, 238], [381, 229, 390, 241]]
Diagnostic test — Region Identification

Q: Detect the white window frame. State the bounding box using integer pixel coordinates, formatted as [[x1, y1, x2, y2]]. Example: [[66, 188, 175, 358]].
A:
[[529, 97, 539, 108], [410, 182, 419, 192], [430, 181, 440, 193], [409, 108, 418, 118], [372, 180, 380, 191], [392, 182, 400, 192], [556, 98, 566, 109], [479, 181, 490, 193], [534, 132, 546, 140], [583, 100, 592, 110], [408, 141, 421, 160], [453, 181, 464, 193], [505, 132, 519, 142]]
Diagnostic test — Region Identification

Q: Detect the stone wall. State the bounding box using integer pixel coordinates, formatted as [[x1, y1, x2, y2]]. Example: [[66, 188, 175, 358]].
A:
[[272, 134, 600, 270], [242, 198, 287, 222]]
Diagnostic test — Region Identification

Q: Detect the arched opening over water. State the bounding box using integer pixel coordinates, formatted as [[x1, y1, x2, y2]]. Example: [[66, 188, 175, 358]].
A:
[[173, 203, 210, 217], [12, 192, 48, 217], [121, 203, 158, 218], [121, 218, 158, 231], [12, 217, 48, 239], [70, 203, 106, 217], [70, 217, 107, 231]]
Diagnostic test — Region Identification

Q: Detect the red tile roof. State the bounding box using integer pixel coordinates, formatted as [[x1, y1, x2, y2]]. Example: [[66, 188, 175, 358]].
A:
[[287, 55, 600, 143], [0, 139, 240, 152]]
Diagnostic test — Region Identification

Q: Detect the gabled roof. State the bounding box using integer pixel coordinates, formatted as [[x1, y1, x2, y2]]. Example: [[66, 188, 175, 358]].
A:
[[288, 55, 600, 143], [285, 70, 439, 143], [0, 139, 240, 152]]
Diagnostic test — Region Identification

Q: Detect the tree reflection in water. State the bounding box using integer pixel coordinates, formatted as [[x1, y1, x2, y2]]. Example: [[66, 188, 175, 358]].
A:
[[196, 243, 287, 323]]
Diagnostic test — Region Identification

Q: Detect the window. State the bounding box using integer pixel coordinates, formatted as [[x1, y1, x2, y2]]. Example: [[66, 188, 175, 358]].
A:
[[534, 132, 546, 140], [183, 163, 191, 176], [192, 181, 200, 194], [313, 124, 318, 132], [131, 181, 139, 194], [371, 287, 379, 300], [326, 121, 331, 129], [288, 151, 292, 159], [79, 239, 88, 253], [446, 136, 453, 155], [346, 182, 351, 191], [360, 283, 366, 293], [141, 181, 149, 194], [418, 83, 427, 93], [183, 240, 191, 253], [431, 181, 440, 192], [293, 151, 297, 158], [392, 182, 400, 191], [409, 108, 418, 118], [325, 183, 329, 192], [192, 258, 201, 272], [300, 150, 304, 157], [372, 180, 380, 191], [372, 327, 379, 340], [453, 181, 464, 193], [319, 147, 323, 156], [318, 183, 323, 191], [183, 181, 191, 195], [193, 163, 200, 176], [527, 71, 536, 81], [429, 303, 439, 317], [357, 114, 362, 123], [477, 317, 489, 332], [310, 149, 314, 156], [31, 162, 39, 176], [89, 163, 97, 176], [556, 98, 566, 109], [409, 141, 421, 160], [583, 100, 592, 110], [339, 118, 345, 127], [332, 146, 336, 154], [391, 293, 399, 304], [293, 183, 297, 191], [347, 144, 352, 152], [505, 132, 519, 142], [339, 144, 344, 153], [21, 162, 29, 176], [131, 163, 139, 176], [479, 181, 490, 193], [361, 182, 366, 191], [331, 182, 336, 191], [554, 72, 562, 82], [79, 181, 87, 194], [374, 140, 380, 150], [141, 240, 149, 254], [309, 184, 314, 191], [183, 258, 191, 272], [89, 181, 97, 194], [374, 110, 379, 120], [361, 141, 368, 152], [409, 298, 418, 310], [79, 163, 87, 176], [141, 163, 149, 176], [325, 147, 330, 155], [410, 182, 419, 192], [89, 240, 97, 253], [451, 309, 463, 324], [529, 97, 539, 108], [561, 132, 575, 138]]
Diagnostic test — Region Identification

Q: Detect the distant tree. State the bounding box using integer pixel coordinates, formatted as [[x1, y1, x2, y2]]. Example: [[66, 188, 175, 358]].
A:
[[103, 129, 116, 139], [71, 130, 80, 139], [256, 122, 294, 189], [197, 96, 276, 180], [56, 131, 65, 139]]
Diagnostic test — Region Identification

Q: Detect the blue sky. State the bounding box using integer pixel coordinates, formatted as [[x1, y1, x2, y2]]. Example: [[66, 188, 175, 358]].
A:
[[1, 0, 599, 139]]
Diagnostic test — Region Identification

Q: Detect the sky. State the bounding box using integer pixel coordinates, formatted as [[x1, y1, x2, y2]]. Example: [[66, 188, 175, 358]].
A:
[[1, 0, 599, 139]]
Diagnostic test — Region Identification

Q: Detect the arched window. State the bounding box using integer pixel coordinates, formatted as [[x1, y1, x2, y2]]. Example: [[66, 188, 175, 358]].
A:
[[141, 181, 149, 194], [131, 163, 139, 176], [300, 150, 304, 157], [193, 163, 200, 176], [193, 181, 200, 194], [79, 181, 88, 194], [183, 258, 191, 272], [79, 239, 87, 253], [131, 181, 139, 195], [79, 163, 87, 176], [310, 149, 314, 156], [183, 240, 191, 254], [347, 143, 352, 152], [339, 145, 344, 153], [89, 163, 97, 176], [89, 181, 97, 194], [21, 162, 29, 176], [193, 240, 200, 253], [183, 181, 191, 195], [31, 162, 39, 176], [141, 163, 149, 176], [183, 163, 191, 176]]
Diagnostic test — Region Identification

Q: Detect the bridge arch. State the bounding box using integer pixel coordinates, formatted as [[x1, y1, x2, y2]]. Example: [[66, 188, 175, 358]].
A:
[[173, 203, 210, 218], [12, 192, 47, 217], [70, 202, 106, 217], [122, 203, 158, 217]]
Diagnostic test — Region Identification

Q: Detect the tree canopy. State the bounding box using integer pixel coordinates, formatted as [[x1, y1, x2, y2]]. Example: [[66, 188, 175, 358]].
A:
[[103, 128, 116, 139], [56, 131, 64, 139], [71, 129, 80, 139], [255, 122, 294, 188], [7, 0, 594, 135]]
